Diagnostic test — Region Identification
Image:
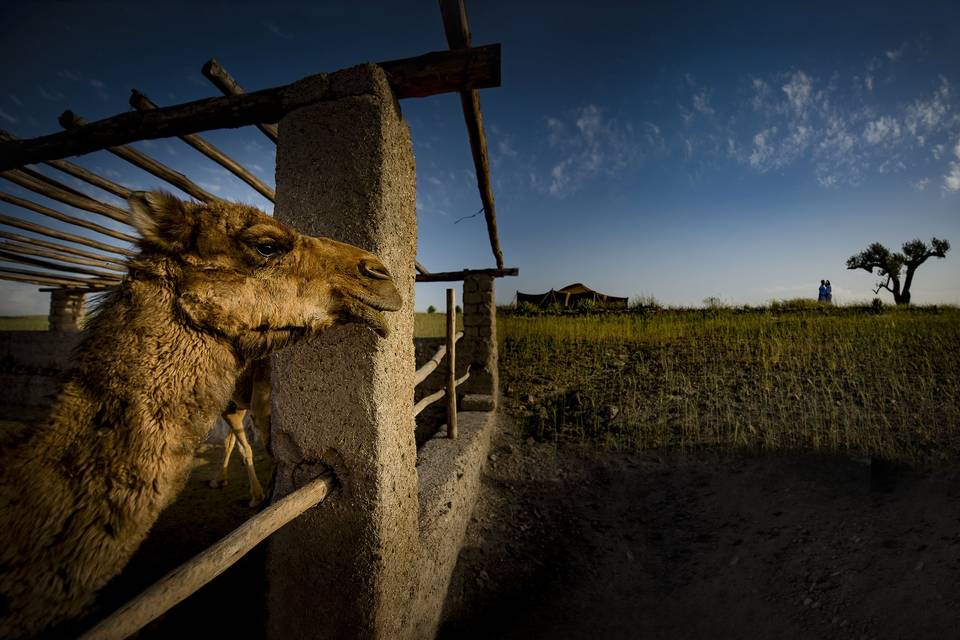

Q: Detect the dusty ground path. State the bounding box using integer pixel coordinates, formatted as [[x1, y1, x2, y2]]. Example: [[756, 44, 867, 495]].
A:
[[440, 420, 960, 640]]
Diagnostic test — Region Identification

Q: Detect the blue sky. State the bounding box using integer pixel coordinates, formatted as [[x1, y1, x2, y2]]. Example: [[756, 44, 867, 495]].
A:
[[1, 0, 959, 314]]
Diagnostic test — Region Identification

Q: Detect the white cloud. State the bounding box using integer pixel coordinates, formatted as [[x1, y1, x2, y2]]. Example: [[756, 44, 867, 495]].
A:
[[945, 162, 960, 191], [9, 94, 22, 106], [912, 177, 930, 191], [89, 79, 105, 89], [263, 20, 293, 39], [692, 90, 714, 115], [542, 104, 640, 197], [57, 69, 82, 82], [863, 116, 901, 144], [864, 74, 874, 92], [0, 108, 17, 124], [886, 43, 907, 61], [905, 77, 951, 138], [782, 71, 814, 116]]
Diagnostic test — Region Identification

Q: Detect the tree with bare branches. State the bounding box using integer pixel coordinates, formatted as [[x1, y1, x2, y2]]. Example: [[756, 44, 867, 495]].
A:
[[846, 237, 950, 305]]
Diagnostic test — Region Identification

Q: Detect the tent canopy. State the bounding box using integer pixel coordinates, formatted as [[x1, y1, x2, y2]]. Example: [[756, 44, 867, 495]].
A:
[[516, 283, 628, 308]]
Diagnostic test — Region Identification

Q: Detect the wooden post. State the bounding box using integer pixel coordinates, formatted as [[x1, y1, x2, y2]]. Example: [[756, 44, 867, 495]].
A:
[[446, 287, 458, 439]]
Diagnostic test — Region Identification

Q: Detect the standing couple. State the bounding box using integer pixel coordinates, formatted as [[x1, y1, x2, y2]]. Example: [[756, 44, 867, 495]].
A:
[[818, 280, 832, 303]]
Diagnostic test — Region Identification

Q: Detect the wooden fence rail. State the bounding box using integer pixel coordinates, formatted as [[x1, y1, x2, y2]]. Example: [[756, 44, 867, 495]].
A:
[[414, 331, 463, 385], [79, 473, 336, 640]]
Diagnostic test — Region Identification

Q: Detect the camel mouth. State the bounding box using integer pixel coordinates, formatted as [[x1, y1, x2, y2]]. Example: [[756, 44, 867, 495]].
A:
[[340, 295, 392, 338]]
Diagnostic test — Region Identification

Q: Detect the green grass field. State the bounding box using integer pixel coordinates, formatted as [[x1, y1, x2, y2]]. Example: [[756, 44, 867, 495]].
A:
[[499, 306, 960, 465], [0, 316, 48, 331]]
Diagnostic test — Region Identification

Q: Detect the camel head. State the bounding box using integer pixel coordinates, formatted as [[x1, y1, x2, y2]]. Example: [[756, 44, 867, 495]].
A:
[[127, 191, 402, 357]]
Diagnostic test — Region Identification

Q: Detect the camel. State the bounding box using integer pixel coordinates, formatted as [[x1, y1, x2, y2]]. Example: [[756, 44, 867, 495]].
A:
[[0, 191, 402, 638], [211, 358, 272, 507]]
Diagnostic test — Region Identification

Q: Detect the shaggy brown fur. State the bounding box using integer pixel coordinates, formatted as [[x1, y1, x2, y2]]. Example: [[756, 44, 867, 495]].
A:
[[0, 192, 401, 637]]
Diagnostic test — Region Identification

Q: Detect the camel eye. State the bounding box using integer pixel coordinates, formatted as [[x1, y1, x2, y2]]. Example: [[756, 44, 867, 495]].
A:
[[253, 243, 282, 258]]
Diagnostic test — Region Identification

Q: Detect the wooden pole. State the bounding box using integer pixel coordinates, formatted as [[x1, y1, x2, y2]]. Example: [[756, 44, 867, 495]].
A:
[[0, 213, 135, 257], [59, 112, 219, 203], [0, 240, 126, 273], [446, 287, 458, 438], [2, 131, 136, 201], [130, 90, 276, 202], [439, 0, 505, 269], [0, 191, 137, 243], [0, 230, 128, 267], [1, 169, 131, 225], [0, 45, 501, 171], [0, 265, 115, 287], [415, 267, 517, 282], [0, 248, 122, 280], [78, 474, 336, 640], [201, 59, 279, 143]]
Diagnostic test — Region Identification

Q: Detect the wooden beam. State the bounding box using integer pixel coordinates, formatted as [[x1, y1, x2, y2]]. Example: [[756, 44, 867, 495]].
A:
[[130, 90, 276, 202], [59, 112, 219, 203], [1, 129, 134, 200], [1, 168, 131, 224], [0, 230, 128, 267], [0, 213, 135, 257], [0, 191, 137, 243], [0, 265, 116, 288], [201, 59, 279, 143], [0, 240, 126, 273], [439, 0, 505, 270], [77, 474, 336, 640], [0, 45, 501, 170], [415, 267, 517, 282], [0, 248, 123, 280]]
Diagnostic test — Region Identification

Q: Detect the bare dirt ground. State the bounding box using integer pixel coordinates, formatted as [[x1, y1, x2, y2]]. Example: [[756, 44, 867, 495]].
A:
[[440, 420, 960, 640], [10, 412, 957, 639]]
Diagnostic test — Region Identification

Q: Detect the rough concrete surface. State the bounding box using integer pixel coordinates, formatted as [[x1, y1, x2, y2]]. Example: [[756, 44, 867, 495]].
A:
[[268, 63, 421, 640]]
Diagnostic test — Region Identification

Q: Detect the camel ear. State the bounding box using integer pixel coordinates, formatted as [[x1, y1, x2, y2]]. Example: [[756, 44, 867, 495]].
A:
[[128, 191, 194, 252]]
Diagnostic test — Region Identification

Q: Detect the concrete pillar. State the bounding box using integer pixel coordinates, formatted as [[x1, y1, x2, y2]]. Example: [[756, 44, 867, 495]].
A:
[[48, 289, 85, 332], [459, 274, 497, 409], [267, 65, 419, 639]]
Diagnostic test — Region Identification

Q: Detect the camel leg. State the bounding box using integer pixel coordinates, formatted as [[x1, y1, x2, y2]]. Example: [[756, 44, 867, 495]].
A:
[[210, 413, 240, 489], [232, 423, 265, 507]]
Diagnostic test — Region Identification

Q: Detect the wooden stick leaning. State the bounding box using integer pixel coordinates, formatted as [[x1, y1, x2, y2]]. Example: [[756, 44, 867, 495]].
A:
[[1, 129, 134, 201], [439, 0, 505, 269], [413, 366, 471, 417], [446, 288, 458, 438], [0, 192, 136, 243], [0, 265, 116, 287], [0, 213, 135, 257], [0, 240, 127, 273], [201, 59, 279, 143], [0, 45, 500, 170], [414, 331, 464, 385], [59, 112, 218, 203], [1, 169, 131, 225], [0, 248, 122, 281], [130, 90, 275, 202], [0, 230, 129, 267], [78, 474, 336, 640]]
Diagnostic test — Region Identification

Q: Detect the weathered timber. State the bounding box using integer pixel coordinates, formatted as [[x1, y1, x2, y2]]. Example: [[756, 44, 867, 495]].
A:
[[0, 213, 135, 257], [0, 265, 116, 287], [78, 474, 336, 640], [0, 230, 128, 267], [0, 130, 134, 200], [446, 288, 458, 438], [0, 240, 126, 273], [415, 267, 517, 282], [439, 0, 505, 269], [1, 169, 131, 224], [0, 248, 122, 280], [201, 59, 279, 143], [0, 191, 137, 243], [130, 90, 275, 201], [0, 45, 500, 170], [59, 112, 218, 203], [18, 165, 91, 200], [412, 366, 470, 417], [413, 331, 464, 385], [416, 260, 428, 274]]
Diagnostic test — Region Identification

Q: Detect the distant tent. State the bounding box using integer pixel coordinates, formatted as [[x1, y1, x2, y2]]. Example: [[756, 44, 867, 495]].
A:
[[516, 283, 628, 309]]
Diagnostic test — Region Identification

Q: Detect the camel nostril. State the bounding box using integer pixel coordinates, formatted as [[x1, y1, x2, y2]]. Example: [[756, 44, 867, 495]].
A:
[[359, 260, 391, 281]]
